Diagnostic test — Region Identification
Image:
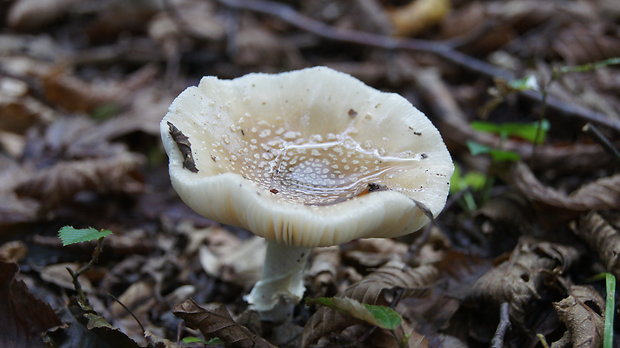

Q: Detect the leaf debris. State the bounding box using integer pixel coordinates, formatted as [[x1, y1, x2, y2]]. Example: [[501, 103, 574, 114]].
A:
[[167, 121, 198, 173]]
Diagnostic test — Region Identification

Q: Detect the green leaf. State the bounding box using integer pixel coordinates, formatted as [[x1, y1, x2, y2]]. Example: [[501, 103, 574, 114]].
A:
[[604, 273, 616, 348], [450, 164, 487, 194], [508, 75, 539, 92], [466, 141, 520, 162], [181, 336, 222, 345], [363, 304, 402, 330], [467, 141, 493, 156], [306, 297, 402, 330], [58, 226, 112, 246], [471, 119, 550, 143]]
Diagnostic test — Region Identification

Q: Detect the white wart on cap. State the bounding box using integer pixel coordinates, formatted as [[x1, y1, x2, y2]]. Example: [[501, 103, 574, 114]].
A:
[[161, 66, 453, 248]]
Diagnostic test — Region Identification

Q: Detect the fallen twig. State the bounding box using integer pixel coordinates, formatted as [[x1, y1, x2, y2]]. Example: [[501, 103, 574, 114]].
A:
[[491, 302, 511, 348], [215, 0, 620, 132]]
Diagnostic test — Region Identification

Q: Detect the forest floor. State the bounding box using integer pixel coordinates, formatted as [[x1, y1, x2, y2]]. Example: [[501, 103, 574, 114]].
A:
[[1, 0, 619, 347]]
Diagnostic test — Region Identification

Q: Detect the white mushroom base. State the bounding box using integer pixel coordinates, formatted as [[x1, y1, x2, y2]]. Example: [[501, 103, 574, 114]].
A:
[[245, 240, 311, 322]]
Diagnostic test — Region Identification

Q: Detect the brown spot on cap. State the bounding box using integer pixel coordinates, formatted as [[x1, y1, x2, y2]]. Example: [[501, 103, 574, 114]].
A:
[[348, 109, 358, 118], [368, 183, 389, 192]]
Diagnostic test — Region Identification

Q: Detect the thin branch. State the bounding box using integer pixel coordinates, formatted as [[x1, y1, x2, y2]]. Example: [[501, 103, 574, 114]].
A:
[[491, 302, 511, 348], [108, 292, 146, 335], [582, 123, 620, 162], [214, 0, 620, 133]]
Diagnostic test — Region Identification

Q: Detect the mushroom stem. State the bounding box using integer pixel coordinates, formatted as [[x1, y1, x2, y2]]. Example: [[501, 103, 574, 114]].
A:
[[246, 240, 311, 322]]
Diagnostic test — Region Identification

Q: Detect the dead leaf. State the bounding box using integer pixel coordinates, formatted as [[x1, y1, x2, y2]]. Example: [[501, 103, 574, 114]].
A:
[[468, 237, 580, 327], [144, 329, 184, 348], [553, 285, 604, 348], [344, 238, 409, 267], [573, 212, 620, 279], [7, 0, 79, 31], [110, 281, 154, 317], [199, 236, 265, 288], [0, 261, 62, 348], [389, 0, 451, 37], [0, 192, 40, 226], [167, 121, 198, 173], [173, 299, 276, 348], [234, 23, 298, 68], [0, 240, 28, 263], [302, 261, 437, 347], [0, 77, 54, 134], [554, 23, 620, 64], [63, 302, 143, 348], [16, 152, 144, 209], [40, 263, 93, 292], [307, 246, 340, 296], [511, 162, 620, 213]]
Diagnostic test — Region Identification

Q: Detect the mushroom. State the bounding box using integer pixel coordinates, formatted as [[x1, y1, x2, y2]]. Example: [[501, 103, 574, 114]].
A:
[[161, 67, 453, 322]]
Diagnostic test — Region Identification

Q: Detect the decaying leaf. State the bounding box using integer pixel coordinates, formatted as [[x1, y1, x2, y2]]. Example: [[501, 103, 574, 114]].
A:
[[554, 23, 620, 64], [573, 212, 620, 279], [167, 122, 198, 173], [16, 152, 144, 209], [302, 261, 437, 347], [0, 261, 62, 348], [344, 238, 408, 267], [307, 246, 340, 296], [40, 263, 93, 292], [552, 285, 604, 348], [511, 161, 620, 213], [0, 241, 27, 263], [389, 0, 450, 37], [8, 0, 79, 31], [199, 236, 266, 288], [468, 237, 580, 327], [173, 299, 276, 348], [0, 193, 40, 226], [59, 302, 142, 348]]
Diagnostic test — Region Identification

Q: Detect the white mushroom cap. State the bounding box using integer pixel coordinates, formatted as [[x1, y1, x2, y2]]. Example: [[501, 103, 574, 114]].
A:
[[161, 67, 453, 247]]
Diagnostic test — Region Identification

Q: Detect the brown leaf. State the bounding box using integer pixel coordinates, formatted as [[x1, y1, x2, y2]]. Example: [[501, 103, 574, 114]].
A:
[[554, 23, 620, 64], [302, 261, 437, 347], [344, 238, 408, 267], [511, 161, 620, 213], [553, 285, 604, 348], [16, 152, 144, 209], [167, 121, 198, 173], [0, 193, 40, 226], [468, 237, 580, 327], [173, 299, 276, 348], [389, 0, 450, 37], [8, 0, 79, 31], [307, 246, 340, 296], [0, 241, 28, 263], [0, 261, 62, 348], [573, 212, 620, 279], [0, 77, 54, 134]]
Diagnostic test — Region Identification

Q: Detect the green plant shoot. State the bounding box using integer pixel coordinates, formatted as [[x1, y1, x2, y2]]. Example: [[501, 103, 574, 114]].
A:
[[58, 226, 113, 246], [471, 119, 550, 144]]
